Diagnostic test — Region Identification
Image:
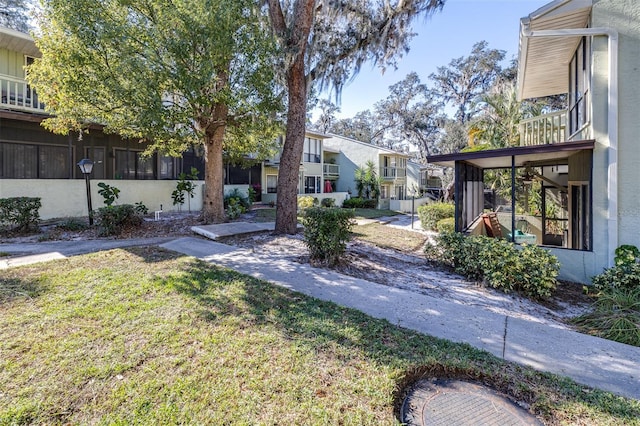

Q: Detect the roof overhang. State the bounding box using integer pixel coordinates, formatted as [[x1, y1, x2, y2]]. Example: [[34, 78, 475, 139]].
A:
[[517, 0, 592, 100], [0, 26, 40, 57], [427, 140, 594, 169]]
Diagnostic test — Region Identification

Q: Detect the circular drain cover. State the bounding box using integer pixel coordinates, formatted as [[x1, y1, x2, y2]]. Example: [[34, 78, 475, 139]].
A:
[[401, 379, 543, 426]]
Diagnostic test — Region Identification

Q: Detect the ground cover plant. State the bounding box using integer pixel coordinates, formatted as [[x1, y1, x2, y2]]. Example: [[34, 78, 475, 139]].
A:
[[354, 222, 427, 253], [1, 248, 638, 424]]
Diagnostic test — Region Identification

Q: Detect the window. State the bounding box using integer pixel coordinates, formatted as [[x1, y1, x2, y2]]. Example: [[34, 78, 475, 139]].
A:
[[86, 147, 105, 179], [159, 155, 175, 179], [303, 137, 321, 163], [304, 175, 321, 194], [568, 37, 590, 137], [0, 142, 69, 178], [380, 185, 389, 199], [266, 174, 278, 193], [114, 149, 155, 179]]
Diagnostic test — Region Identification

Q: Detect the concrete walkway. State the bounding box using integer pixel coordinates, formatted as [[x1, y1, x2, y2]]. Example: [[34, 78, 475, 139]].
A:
[[2, 221, 639, 400]]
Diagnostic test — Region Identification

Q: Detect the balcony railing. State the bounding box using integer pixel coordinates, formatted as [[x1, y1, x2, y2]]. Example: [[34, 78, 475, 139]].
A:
[[380, 167, 406, 179], [1, 74, 45, 113], [519, 109, 567, 146], [323, 163, 339, 177]]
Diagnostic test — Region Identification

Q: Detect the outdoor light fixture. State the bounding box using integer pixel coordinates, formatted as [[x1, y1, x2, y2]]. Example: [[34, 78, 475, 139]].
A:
[[77, 158, 94, 225]]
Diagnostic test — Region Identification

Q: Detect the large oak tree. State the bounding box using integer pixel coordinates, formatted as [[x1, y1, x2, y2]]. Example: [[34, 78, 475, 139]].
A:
[[266, 0, 446, 234], [30, 0, 282, 223]]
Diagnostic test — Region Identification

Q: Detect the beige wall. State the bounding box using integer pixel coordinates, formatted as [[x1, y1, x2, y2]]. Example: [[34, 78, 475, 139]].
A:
[[0, 179, 205, 220], [0, 47, 25, 78]]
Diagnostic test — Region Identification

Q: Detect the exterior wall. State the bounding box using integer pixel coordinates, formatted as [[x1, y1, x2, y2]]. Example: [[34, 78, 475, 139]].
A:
[[0, 47, 25, 78], [594, 0, 640, 252], [0, 179, 205, 220], [390, 197, 433, 213]]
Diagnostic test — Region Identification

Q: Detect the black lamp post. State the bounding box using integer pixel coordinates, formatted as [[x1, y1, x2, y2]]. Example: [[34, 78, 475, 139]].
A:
[[77, 158, 94, 225]]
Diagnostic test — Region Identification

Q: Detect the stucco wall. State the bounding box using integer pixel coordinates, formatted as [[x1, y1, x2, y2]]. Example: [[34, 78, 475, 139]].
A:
[[390, 197, 433, 213], [0, 179, 205, 220]]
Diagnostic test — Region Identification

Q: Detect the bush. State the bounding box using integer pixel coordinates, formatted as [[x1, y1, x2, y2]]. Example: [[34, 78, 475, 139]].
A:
[[320, 198, 335, 208], [297, 195, 317, 210], [302, 207, 354, 266], [592, 263, 640, 293], [417, 202, 454, 231], [97, 182, 120, 206], [342, 197, 376, 209], [134, 202, 149, 215], [95, 205, 143, 236], [224, 189, 250, 219], [425, 232, 558, 299], [436, 217, 455, 233], [0, 197, 41, 233]]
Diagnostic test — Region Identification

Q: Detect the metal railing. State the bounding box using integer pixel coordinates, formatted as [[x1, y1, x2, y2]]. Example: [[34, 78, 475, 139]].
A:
[[0, 74, 46, 113], [519, 109, 567, 146], [323, 163, 339, 177]]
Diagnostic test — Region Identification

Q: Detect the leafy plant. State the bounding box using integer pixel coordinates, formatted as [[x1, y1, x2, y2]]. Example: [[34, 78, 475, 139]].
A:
[[0, 197, 41, 233], [436, 217, 455, 233], [425, 232, 558, 299], [418, 202, 454, 231], [320, 198, 335, 208], [342, 197, 376, 209], [224, 188, 250, 219], [247, 186, 257, 204], [134, 202, 149, 215], [615, 245, 640, 267], [95, 204, 143, 236], [354, 160, 381, 200], [172, 167, 199, 211], [56, 218, 89, 231], [302, 207, 354, 266], [297, 196, 317, 210], [97, 182, 120, 207]]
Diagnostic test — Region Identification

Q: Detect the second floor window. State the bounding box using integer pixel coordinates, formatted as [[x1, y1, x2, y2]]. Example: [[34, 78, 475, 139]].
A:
[[303, 137, 321, 163], [569, 36, 591, 137]]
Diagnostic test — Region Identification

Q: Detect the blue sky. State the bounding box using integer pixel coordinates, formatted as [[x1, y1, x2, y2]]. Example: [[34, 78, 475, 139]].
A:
[[320, 0, 550, 120]]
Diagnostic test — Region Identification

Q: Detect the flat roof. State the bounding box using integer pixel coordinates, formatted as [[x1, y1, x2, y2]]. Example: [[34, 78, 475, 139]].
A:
[[426, 140, 594, 169]]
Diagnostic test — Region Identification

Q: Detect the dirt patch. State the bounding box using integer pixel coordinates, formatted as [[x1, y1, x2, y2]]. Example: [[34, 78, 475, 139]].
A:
[[220, 230, 594, 330]]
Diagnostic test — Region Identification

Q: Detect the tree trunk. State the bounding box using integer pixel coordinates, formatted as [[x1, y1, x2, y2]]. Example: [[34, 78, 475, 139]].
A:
[[274, 54, 307, 234], [201, 105, 228, 224]]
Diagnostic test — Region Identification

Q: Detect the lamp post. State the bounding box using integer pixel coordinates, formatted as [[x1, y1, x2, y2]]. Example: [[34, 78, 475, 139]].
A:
[[77, 158, 94, 225]]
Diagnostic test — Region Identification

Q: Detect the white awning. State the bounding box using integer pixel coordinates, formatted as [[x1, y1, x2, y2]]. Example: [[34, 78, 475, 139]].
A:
[[0, 26, 40, 58], [517, 0, 592, 100]]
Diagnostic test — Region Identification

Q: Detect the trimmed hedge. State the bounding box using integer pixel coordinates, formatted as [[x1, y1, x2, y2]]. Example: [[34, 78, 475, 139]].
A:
[[342, 197, 376, 209], [297, 196, 317, 210], [0, 197, 41, 233], [418, 202, 454, 231], [302, 207, 354, 266], [425, 232, 559, 299], [436, 217, 455, 233]]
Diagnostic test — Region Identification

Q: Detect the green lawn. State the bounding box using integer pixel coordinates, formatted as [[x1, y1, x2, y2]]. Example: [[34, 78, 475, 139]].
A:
[[352, 208, 400, 219], [1, 248, 638, 425]]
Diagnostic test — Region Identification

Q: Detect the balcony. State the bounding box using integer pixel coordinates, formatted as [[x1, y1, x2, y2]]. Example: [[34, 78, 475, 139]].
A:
[[323, 163, 339, 178], [380, 167, 406, 179], [1, 74, 45, 113], [519, 109, 566, 146]]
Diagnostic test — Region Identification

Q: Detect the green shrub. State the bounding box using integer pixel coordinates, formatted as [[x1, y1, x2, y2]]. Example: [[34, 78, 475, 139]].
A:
[[425, 232, 558, 299], [592, 263, 640, 293], [418, 202, 454, 231], [614, 244, 639, 267], [436, 217, 455, 233], [95, 205, 143, 236], [342, 197, 376, 209], [97, 182, 120, 206], [297, 195, 317, 210], [0, 197, 41, 233], [224, 189, 250, 211], [302, 207, 354, 266], [226, 198, 245, 220], [134, 201, 149, 215], [573, 287, 640, 347], [320, 198, 335, 208], [172, 167, 199, 211]]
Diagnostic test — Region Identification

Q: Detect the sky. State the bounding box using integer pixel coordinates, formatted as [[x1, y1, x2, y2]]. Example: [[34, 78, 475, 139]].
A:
[[318, 0, 551, 120]]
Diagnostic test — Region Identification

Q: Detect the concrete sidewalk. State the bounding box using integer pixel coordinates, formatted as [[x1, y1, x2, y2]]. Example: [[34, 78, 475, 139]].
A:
[[161, 236, 640, 401]]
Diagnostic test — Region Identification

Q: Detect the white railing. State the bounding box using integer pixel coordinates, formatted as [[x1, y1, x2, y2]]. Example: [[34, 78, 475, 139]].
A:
[[0, 74, 46, 113], [381, 167, 406, 179], [323, 163, 339, 177], [519, 110, 567, 146]]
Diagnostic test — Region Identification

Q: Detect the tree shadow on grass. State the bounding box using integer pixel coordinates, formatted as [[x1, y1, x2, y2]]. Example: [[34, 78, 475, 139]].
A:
[[159, 258, 640, 424], [0, 275, 46, 304]]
